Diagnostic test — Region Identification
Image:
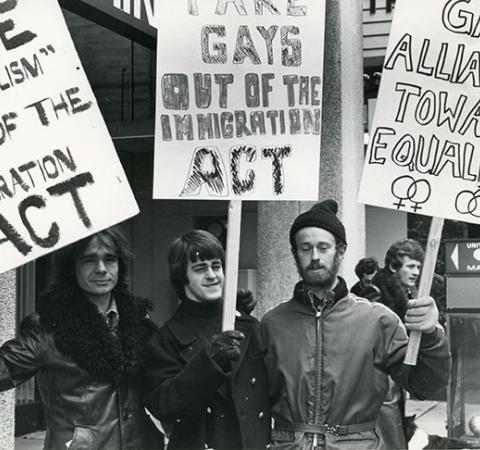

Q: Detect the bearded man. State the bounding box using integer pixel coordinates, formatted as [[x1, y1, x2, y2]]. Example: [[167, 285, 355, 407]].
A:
[[256, 199, 450, 450]]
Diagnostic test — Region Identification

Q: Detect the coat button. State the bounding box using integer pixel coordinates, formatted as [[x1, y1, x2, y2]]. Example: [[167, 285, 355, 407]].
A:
[[250, 377, 256, 385], [258, 411, 264, 420]]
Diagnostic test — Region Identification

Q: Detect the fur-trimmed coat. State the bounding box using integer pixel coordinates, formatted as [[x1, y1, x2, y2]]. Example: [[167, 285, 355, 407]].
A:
[[361, 267, 411, 321], [0, 294, 163, 450]]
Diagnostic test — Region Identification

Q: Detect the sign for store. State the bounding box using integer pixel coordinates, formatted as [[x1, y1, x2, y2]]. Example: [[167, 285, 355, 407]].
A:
[[152, 0, 325, 200], [0, 0, 139, 274], [358, 0, 480, 225], [445, 240, 480, 274]]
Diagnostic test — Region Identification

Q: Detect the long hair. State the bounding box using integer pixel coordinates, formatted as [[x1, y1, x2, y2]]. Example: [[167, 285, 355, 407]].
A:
[[40, 226, 132, 304], [168, 229, 225, 299], [35, 226, 159, 383], [385, 238, 424, 271]]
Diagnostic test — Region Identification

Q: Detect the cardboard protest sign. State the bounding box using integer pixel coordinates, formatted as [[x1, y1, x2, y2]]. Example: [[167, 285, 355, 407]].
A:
[[153, 0, 325, 200], [0, 0, 139, 274], [359, 0, 480, 224]]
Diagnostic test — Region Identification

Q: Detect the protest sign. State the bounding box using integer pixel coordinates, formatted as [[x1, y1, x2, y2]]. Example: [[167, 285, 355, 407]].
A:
[[0, 0, 139, 274], [153, 0, 325, 200], [359, 0, 480, 224]]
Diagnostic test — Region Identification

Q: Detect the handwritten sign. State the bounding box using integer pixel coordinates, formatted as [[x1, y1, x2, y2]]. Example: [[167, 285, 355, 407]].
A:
[[0, 0, 139, 274], [359, 0, 480, 224], [153, 0, 325, 200]]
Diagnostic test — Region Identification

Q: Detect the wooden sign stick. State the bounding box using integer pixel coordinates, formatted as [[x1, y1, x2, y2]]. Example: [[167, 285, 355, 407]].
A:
[[222, 200, 242, 331], [404, 216, 444, 366]]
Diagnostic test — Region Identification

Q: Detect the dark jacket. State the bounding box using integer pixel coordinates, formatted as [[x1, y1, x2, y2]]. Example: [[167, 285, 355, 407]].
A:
[[0, 295, 162, 450], [144, 300, 270, 450], [257, 278, 450, 450], [349, 281, 364, 296], [362, 267, 410, 319]]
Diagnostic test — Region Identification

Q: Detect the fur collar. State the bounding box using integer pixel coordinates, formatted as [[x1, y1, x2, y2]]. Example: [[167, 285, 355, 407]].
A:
[[37, 292, 158, 383], [370, 267, 410, 320]]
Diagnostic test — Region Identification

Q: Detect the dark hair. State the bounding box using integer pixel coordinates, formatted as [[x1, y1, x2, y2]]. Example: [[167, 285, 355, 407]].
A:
[[385, 239, 424, 271], [354, 257, 379, 279], [42, 226, 132, 302], [168, 230, 225, 299]]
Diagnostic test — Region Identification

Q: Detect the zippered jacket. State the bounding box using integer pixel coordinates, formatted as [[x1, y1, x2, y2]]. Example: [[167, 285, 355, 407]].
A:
[[256, 278, 450, 450]]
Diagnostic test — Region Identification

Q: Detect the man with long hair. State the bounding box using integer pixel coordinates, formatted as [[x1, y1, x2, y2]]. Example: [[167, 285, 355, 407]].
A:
[[0, 226, 163, 449], [144, 229, 270, 450]]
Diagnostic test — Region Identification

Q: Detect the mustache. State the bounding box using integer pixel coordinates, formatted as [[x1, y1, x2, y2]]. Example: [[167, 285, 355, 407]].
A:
[[305, 261, 326, 271]]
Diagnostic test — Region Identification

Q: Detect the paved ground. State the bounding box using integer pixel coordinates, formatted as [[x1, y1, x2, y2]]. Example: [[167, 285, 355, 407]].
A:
[[14, 400, 448, 449], [405, 399, 448, 437]]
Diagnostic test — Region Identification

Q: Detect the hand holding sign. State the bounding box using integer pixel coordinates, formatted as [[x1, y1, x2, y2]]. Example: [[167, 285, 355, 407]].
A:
[[405, 296, 439, 334], [358, 0, 462, 364], [154, 0, 326, 330]]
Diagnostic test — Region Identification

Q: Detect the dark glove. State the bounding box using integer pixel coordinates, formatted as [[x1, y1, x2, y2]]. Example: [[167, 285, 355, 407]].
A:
[[206, 330, 245, 371], [236, 289, 257, 315]]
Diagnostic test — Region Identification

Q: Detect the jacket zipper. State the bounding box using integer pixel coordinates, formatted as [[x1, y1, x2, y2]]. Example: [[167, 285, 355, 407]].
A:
[[308, 292, 325, 450]]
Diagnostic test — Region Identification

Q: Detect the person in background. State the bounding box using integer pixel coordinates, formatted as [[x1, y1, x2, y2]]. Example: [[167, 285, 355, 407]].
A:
[[256, 200, 450, 450], [363, 239, 425, 318], [362, 238, 429, 449], [0, 226, 163, 450], [350, 256, 379, 296], [144, 230, 270, 450]]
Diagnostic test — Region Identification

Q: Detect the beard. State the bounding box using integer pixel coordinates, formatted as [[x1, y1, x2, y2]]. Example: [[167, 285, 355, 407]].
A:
[[296, 252, 342, 289]]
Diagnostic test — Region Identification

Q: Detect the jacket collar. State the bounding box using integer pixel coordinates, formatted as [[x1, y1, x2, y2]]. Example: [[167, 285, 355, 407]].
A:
[[166, 299, 222, 345], [38, 292, 157, 382], [370, 267, 410, 319], [166, 300, 257, 347], [293, 276, 349, 310]]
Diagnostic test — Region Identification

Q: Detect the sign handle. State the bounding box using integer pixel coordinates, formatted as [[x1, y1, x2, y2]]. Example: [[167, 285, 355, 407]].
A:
[[222, 200, 242, 331], [404, 216, 444, 366]]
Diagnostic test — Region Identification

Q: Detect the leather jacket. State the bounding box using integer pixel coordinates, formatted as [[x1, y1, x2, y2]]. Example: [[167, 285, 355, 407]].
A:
[[0, 313, 163, 450]]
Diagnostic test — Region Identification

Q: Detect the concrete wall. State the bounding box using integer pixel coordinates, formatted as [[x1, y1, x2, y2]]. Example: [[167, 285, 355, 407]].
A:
[[366, 205, 408, 265], [256, 0, 365, 315]]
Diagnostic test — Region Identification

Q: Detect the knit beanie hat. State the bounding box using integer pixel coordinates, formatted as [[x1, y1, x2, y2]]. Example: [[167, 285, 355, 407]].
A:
[[289, 199, 347, 247]]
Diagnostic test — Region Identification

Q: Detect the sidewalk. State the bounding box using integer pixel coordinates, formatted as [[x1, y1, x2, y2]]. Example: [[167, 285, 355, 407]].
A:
[[14, 400, 448, 450], [15, 431, 45, 450], [406, 399, 448, 437]]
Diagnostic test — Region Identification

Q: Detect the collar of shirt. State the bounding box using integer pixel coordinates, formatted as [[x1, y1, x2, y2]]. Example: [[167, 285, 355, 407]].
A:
[[104, 297, 119, 322]]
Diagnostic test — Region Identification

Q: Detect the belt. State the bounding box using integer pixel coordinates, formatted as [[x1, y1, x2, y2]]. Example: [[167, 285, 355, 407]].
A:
[[274, 419, 376, 436]]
